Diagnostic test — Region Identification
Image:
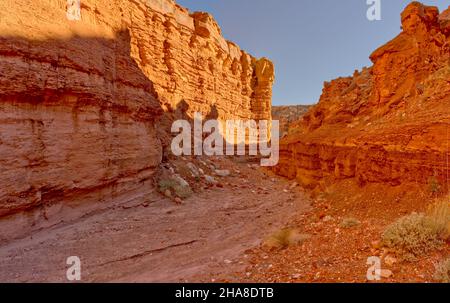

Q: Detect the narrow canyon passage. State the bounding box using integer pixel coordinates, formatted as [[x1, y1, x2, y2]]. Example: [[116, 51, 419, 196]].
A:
[[0, 158, 311, 282], [0, 0, 448, 286]]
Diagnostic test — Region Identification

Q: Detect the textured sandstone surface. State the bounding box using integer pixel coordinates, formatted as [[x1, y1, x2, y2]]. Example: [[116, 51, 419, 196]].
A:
[[272, 105, 313, 137], [0, 0, 273, 240], [275, 2, 450, 190]]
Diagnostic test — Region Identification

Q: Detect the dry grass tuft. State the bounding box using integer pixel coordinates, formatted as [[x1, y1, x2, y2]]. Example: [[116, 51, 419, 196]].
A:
[[433, 258, 450, 283], [340, 217, 361, 229], [426, 197, 450, 240], [263, 228, 311, 251]]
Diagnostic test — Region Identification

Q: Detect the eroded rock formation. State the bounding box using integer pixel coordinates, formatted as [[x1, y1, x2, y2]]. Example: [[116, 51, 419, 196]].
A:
[[275, 2, 450, 191], [272, 105, 313, 137], [138, 1, 274, 121], [0, 0, 274, 240]]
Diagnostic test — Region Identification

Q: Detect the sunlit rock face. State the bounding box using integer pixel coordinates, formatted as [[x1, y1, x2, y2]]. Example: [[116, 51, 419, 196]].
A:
[[0, 0, 274, 240], [275, 2, 450, 191], [272, 105, 313, 137]]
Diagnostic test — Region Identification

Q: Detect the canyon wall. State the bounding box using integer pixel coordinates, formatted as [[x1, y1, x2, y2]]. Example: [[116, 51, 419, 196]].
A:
[[272, 105, 313, 137], [275, 2, 450, 192], [0, 0, 273, 240]]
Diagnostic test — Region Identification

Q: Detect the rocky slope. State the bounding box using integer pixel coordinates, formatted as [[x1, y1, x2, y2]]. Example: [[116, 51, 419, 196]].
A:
[[275, 2, 450, 192], [0, 0, 274, 241], [272, 105, 313, 137]]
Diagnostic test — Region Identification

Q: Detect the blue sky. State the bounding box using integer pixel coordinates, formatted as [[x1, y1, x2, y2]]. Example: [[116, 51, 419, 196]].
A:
[[177, 0, 449, 105]]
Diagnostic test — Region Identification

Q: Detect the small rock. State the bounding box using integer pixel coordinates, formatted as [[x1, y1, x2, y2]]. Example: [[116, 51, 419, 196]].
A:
[[323, 215, 333, 222], [371, 240, 381, 250], [174, 197, 183, 204], [215, 169, 231, 177], [174, 175, 189, 187], [187, 162, 200, 178], [224, 259, 232, 264], [204, 175, 217, 185], [380, 269, 393, 279], [384, 255, 397, 266], [164, 189, 172, 198], [291, 274, 301, 279], [290, 182, 298, 189]]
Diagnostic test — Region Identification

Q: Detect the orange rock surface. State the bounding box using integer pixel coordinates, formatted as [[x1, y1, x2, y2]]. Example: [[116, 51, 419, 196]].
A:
[[275, 2, 450, 191], [272, 105, 313, 137], [0, 0, 273, 240]]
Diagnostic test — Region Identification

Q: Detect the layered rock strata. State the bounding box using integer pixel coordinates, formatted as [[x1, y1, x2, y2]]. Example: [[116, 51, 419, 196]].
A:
[[272, 105, 313, 137], [275, 2, 450, 192], [0, 0, 274, 240]]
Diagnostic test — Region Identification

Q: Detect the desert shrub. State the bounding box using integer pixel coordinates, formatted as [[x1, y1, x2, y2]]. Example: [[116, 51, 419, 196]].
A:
[[263, 228, 311, 250], [340, 218, 361, 229], [382, 197, 449, 261], [433, 258, 450, 283], [428, 176, 442, 195], [381, 213, 445, 261], [158, 178, 193, 199], [158, 179, 178, 192]]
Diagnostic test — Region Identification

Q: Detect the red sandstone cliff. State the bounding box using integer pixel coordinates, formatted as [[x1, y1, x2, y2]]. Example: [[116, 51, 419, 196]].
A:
[[0, 0, 274, 240], [275, 2, 450, 191]]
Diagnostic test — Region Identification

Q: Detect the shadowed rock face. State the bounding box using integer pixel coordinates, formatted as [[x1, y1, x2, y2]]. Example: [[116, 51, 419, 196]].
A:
[[275, 2, 450, 191], [0, 0, 274, 240], [0, 31, 164, 241]]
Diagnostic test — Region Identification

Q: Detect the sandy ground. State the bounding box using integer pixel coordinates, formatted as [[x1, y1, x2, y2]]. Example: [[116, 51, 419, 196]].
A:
[[0, 157, 446, 283], [0, 158, 311, 282], [216, 180, 449, 283]]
